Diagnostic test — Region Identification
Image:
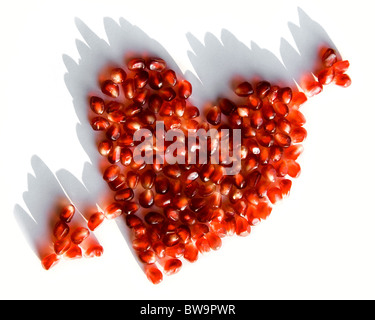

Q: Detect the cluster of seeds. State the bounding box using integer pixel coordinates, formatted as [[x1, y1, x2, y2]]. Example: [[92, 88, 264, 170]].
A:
[[41, 204, 104, 270], [42, 48, 350, 284]]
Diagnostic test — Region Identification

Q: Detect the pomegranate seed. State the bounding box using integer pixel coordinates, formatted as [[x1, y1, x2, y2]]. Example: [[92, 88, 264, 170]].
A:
[[110, 68, 127, 84], [106, 124, 121, 141], [53, 221, 70, 240], [287, 109, 306, 127], [261, 164, 277, 182], [101, 80, 119, 98], [104, 202, 123, 219], [114, 188, 134, 202], [248, 94, 262, 110], [64, 245, 82, 259], [237, 106, 251, 117], [162, 164, 182, 179], [60, 204, 75, 223], [145, 264, 163, 284], [235, 81, 254, 97], [253, 202, 272, 220], [98, 140, 113, 156], [205, 232, 222, 250], [134, 70, 149, 89], [103, 164, 120, 182], [223, 215, 236, 236], [277, 118, 292, 134], [154, 194, 172, 208], [133, 88, 149, 106], [152, 241, 166, 259], [87, 212, 105, 231], [54, 238, 71, 255], [274, 132, 292, 148], [71, 227, 90, 245], [334, 73, 352, 88], [178, 80, 192, 99], [91, 117, 110, 131], [126, 171, 139, 189], [263, 120, 276, 133], [126, 215, 143, 229], [317, 67, 335, 85], [278, 87, 293, 104], [123, 201, 140, 215], [273, 101, 289, 117], [123, 78, 136, 99], [107, 145, 121, 164], [270, 146, 283, 162], [183, 106, 200, 119], [133, 237, 151, 251], [41, 253, 60, 270], [176, 225, 191, 244], [284, 144, 304, 160], [262, 103, 276, 120], [274, 159, 288, 177], [159, 87, 176, 101], [190, 223, 209, 240], [235, 215, 251, 236], [89, 96, 105, 115], [162, 232, 180, 247], [147, 58, 166, 72], [184, 242, 199, 263], [139, 250, 157, 264], [196, 236, 211, 253], [219, 98, 236, 116], [304, 81, 323, 97], [206, 106, 221, 125], [165, 243, 185, 258], [333, 60, 350, 73], [250, 110, 263, 129], [120, 148, 133, 166], [290, 127, 307, 143], [286, 160, 301, 178], [163, 69, 177, 86], [257, 132, 274, 147], [267, 187, 283, 204], [127, 57, 146, 70], [164, 258, 182, 275], [279, 179, 292, 197], [145, 211, 165, 225], [108, 174, 126, 191], [85, 245, 104, 258], [321, 48, 337, 67], [256, 81, 271, 98], [290, 92, 308, 108]]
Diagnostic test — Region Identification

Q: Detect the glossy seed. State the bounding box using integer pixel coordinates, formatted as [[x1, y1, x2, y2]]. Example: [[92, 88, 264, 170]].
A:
[[321, 48, 337, 67], [53, 220, 70, 240], [147, 58, 166, 72], [89, 96, 105, 115], [127, 57, 146, 70], [256, 81, 271, 98], [60, 204, 75, 223], [101, 80, 119, 98], [178, 80, 192, 99], [85, 245, 104, 258], [334, 73, 352, 88], [206, 106, 221, 125], [234, 81, 254, 97], [184, 242, 199, 263], [70, 227, 90, 245], [104, 202, 123, 219], [87, 212, 105, 231], [54, 238, 71, 255], [164, 258, 182, 276], [64, 245, 82, 260], [145, 264, 163, 284], [139, 250, 157, 264], [91, 117, 110, 131], [317, 67, 335, 85], [110, 68, 127, 84], [41, 253, 60, 270]]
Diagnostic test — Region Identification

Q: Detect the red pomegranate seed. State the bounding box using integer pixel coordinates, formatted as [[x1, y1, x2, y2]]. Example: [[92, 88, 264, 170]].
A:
[[267, 187, 283, 204], [270, 146, 283, 162], [108, 173, 126, 191], [53, 221, 70, 240], [54, 238, 71, 255], [145, 264, 163, 284], [290, 127, 307, 143], [91, 117, 110, 131], [257, 132, 274, 147], [41, 253, 60, 270], [261, 164, 277, 182], [290, 92, 307, 108], [164, 259, 182, 275], [101, 80, 119, 98], [159, 87, 176, 101], [162, 164, 182, 179], [248, 94, 262, 110], [163, 69, 177, 86], [333, 60, 350, 73], [107, 146, 121, 164], [134, 70, 149, 89], [273, 101, 289, 117], [234, 81, 254, 97], [60, 204, 75, 223], [274, 159, 288, 177], [206, 106, 222, 126], [211, 166, 225, 185], [190, 223, 209, 240], [98, 140, 113, 156], [274, 132, 292, 148], [147, 58, 166, 72], [284, 144, 304, 160], [286, 159, 301, 178], [114, 188, 134, 202], [237, 106, 251, 117], [133, 237, 151, 251], [154, 194, 172, 208], [278, 87, 293, 104], [89, 96, 105, 115], [287, 109, 306, 127], [85, 245, 104, 258], [317, 67, 335, 85], [162, 232, 180, 247], [106, 124, 121, 141], [110, 68, 127, 84], [223, 215, 236, 236], [250, 110, 263, 129], [334, 73, 352, 88], [139, 250, 157, 264], [178, 80, 192, 99], [219, 98, 236, 116], [321, 48, 337, 67], [64, 245, 82, 259], [127, 57, 146, 70], [123, 201, 140, 215], [133, 88, 149, 106], [277, 118, 292, 134], [126, 171, 139, 189], [152, 241, 166, 259], [104, 202, 123, 219], [279, 179, 292, 197], [304, 81, 323, 97], [87, 212, 105, 231], [165, 243, 185, 258], [205, 232, 222, 250], [120, 148, 132, 166], [253, 202, 272, 220], [126, 214, 143, 228], [235, 215, 251, 236], [195, 235, 211, 253], [184, 242, 199, 263], [122, 78, 136, 100], [145, 211, 165, 225], [103, 164, 120, 182], [256, 81, 271, 98], [70, 227, 90, 245]]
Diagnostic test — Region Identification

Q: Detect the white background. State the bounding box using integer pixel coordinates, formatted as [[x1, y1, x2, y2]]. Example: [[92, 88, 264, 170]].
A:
[[1, 0, 375, 300]]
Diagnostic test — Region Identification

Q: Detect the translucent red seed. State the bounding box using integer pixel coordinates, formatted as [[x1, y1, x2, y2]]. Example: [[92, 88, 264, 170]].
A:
[[235, 81, 254, 97], [145, 264, 163, 284], [60, 204, 75, 223], [164, 258, 183, 275], [53, 221, 70, 240], [101, 80, 119, 98], [41, 253, 60, 270], [178, 80, 192, 99], [89, 96, 105, 115], [87, 212, 105, 231]]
